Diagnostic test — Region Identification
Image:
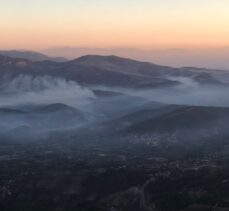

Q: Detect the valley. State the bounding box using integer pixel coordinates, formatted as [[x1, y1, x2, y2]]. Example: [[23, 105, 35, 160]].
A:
[[0, 54, 229, 210]]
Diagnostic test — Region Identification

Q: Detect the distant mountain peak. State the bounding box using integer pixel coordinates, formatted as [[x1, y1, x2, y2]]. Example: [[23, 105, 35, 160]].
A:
[[71, 54, 153, 70], [73, 54, 132, 63]]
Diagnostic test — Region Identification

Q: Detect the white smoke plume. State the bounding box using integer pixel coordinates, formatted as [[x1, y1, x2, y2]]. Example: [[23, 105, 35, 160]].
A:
[[93, 76, 229, 107], [0, 75, 96, 108]]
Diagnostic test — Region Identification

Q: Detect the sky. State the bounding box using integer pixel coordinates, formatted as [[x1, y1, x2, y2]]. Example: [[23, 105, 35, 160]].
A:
[[1, 0, 229, 50]]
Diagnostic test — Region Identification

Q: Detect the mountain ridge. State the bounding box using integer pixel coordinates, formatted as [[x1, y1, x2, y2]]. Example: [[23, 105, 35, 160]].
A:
[[0, 54, 226, 88], [0, 50, 67, 62]]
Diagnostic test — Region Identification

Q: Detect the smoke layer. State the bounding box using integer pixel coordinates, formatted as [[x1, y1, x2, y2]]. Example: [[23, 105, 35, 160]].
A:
[[0, 75, 96, 108]]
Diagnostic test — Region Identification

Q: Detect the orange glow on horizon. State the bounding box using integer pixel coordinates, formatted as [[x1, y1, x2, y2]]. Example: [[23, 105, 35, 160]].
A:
[[1, 0, 229, 50]]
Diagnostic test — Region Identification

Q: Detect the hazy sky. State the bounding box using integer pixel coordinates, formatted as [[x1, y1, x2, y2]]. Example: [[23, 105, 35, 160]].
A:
[[1, 0, 229, 50]]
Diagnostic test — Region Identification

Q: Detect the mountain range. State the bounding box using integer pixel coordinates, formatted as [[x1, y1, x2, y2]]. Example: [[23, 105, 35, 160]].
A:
[[0, 54, 226, 88], [2, 51, 229, 210], [43, 47, 229, 70]]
